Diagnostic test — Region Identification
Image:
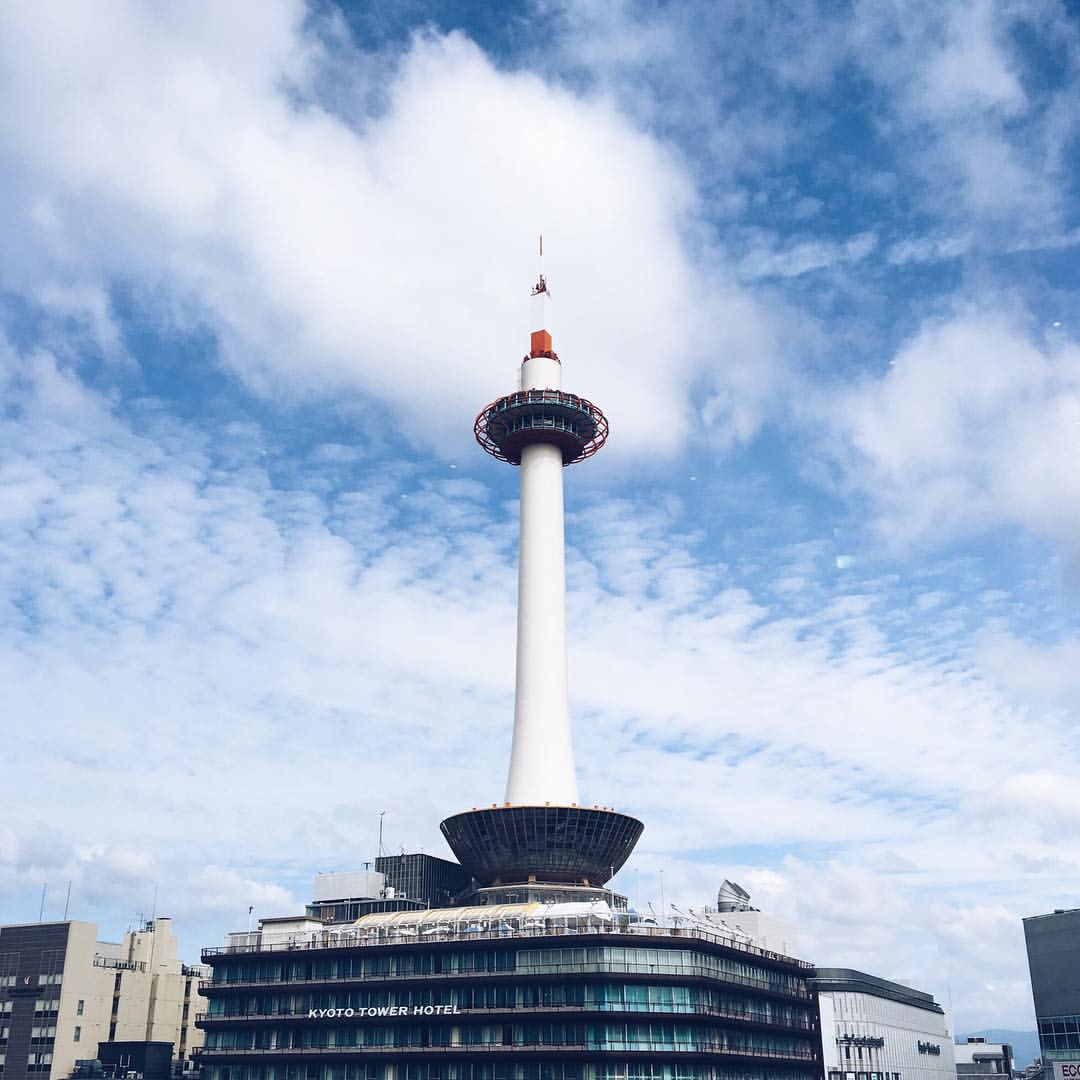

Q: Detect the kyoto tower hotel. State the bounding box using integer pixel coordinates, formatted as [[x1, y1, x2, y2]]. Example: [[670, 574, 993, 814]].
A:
[[195, 262, 821, 1080]]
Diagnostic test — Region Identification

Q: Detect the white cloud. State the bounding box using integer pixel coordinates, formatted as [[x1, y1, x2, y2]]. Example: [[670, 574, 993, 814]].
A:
[[736, 231, 878, 281], [0, 0, 780, 459], [976, 771, 1080, 835], [553, 0, 1079, 248], [851, 0, 1076, 230], [978, 631, 1080, 707], [830, 306, 1080, 552]]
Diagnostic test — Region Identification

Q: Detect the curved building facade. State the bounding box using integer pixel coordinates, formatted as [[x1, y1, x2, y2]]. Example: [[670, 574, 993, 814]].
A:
[[197, 911, 818, 1080]]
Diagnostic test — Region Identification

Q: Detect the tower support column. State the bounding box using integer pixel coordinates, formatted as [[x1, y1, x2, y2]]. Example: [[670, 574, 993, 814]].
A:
[[506, 440, 577, 806]]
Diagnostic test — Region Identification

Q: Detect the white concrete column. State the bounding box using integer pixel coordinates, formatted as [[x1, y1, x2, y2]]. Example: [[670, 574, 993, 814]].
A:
[[504, 349, 578, 805], [505, 439, 578, 805]]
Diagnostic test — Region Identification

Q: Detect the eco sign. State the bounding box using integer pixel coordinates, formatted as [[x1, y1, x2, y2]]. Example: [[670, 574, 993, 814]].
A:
[[1054, 1063, 1080, 1080]]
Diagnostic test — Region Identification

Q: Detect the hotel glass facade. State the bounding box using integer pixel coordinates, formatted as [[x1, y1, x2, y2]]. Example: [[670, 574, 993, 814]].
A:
[[196, 922, 819, 1080]]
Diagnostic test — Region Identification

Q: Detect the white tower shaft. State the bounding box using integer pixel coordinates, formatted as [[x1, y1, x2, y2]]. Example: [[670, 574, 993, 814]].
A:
[[504, 324, 579, 806]]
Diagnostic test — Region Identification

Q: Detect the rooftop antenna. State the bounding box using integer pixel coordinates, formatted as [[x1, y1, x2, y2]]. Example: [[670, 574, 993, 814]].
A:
[[151, 884, 158, 923], [63, 881, 72, 921], [377, 810, 386, 859], [38, 883, 47, 922]]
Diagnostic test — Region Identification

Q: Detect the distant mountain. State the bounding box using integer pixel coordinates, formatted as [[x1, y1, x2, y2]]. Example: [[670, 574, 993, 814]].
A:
[[956, 1031, 1041, 1070]]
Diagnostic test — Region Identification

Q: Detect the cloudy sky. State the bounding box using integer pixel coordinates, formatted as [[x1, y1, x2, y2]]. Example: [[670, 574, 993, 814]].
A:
[[2, 0, 1079, 1035]]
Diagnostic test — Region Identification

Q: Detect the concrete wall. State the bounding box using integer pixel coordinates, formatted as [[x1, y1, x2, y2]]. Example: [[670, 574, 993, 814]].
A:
[[52, 922, 115, 1080]]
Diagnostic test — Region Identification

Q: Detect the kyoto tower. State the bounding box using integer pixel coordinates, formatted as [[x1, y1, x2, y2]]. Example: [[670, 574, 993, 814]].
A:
[[441, 249, 643, 896]]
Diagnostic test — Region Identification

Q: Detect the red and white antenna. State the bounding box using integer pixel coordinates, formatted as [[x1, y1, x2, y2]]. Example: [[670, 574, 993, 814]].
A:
[[530, 233, 553, 360]]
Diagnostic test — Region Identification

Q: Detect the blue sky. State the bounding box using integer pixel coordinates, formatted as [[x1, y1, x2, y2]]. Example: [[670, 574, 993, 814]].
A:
[[2, 0, 1080, 1033]]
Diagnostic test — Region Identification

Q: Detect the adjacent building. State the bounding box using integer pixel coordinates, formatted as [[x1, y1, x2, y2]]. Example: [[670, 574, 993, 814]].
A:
[[813, 968, 954, 1080], [954, 1038, 1014, 1080], [0, 917, 207, 1080], [1024, 908, 1080, 1078]]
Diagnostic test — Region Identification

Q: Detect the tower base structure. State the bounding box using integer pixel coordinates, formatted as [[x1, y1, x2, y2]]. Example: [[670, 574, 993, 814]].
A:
[[439, 805, 644, 889]]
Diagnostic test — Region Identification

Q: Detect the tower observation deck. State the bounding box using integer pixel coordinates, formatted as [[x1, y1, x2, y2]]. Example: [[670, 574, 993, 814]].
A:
[[441, 254, 643, 891]]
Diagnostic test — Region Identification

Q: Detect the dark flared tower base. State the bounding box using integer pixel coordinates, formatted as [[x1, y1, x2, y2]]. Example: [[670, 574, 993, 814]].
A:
[[440, 805, 643, 887]]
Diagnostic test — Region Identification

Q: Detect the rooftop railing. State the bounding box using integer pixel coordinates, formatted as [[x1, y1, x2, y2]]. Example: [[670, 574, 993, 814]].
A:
[[202, 921, 812, 972]]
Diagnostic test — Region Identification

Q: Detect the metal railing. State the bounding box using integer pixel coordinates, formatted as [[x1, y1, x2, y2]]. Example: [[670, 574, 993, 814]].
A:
[[196, 1043, 816, 1061], [92, 957, 146, 973], [201, 961, 810, 1001], [202, 921, 811, 971]]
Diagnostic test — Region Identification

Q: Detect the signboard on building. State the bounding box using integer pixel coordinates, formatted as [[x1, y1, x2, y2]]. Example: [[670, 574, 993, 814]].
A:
[[308, 1004, 462, 1019], [1054, 1063, 1080, 1080]]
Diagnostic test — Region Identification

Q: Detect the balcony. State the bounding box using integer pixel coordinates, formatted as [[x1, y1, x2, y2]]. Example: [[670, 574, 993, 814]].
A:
[[200, 962, 809, 1005], [93, 957, 146, 973], [195, 1003, 814, 1029], [195, 1043, 816, 1062]]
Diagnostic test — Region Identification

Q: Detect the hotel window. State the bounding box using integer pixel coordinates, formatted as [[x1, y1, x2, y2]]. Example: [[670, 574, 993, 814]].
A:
[[74, 1027, 81, 1043], [77, 1000, 84, 1016]]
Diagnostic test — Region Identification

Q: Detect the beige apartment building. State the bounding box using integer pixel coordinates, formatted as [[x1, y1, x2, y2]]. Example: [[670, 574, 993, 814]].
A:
[[0, 917, 207, 1080]]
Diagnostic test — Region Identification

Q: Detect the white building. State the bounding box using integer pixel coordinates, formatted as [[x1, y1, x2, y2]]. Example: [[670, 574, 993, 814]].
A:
[[815, 968, 956, 1080], [955, 1038, 1015, 1078]]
